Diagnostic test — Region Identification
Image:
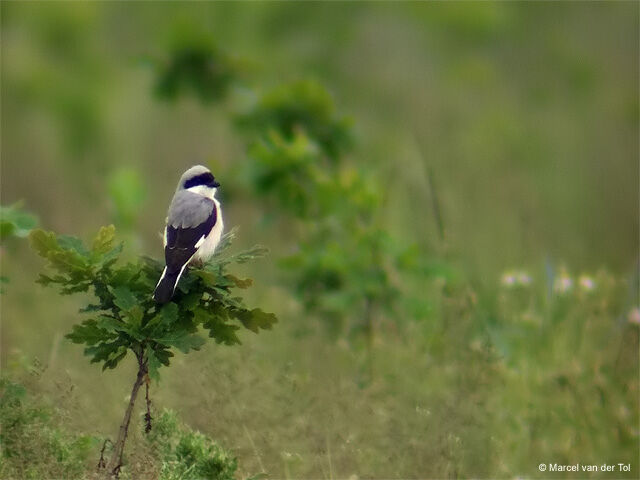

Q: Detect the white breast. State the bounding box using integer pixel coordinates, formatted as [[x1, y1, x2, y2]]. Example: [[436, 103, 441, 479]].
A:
[[193, 198, 223, 263]]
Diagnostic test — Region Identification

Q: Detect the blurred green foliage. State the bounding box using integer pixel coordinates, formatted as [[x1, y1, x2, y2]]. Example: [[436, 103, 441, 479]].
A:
[[237, 79, 353, 162], [0, 204, 39, 291], [150, 34, 435, 347], [144, 409, 238, 480], [0, 204, 38, 241], [240, 89, 420, 344], [487, 271, 639, 473], [107, 168, 147, 231], [0, 378, 241, 480], [245, 130, 323, 218], [152, 25, 243, 103], [0, 378, 97, 479]]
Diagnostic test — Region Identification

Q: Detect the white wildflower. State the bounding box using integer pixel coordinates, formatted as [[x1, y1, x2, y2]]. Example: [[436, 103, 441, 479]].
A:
[[500, 272, 516, 287], [501, 270, 532, 288], [501, 271, 517, 287], [578, 275, 596, 292], [517, 272, 532, 286], [554, 270, 573, 294]]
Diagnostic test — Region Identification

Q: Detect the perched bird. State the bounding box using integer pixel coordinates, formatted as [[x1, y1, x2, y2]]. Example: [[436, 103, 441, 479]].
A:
[[153, 165, 224, 303]]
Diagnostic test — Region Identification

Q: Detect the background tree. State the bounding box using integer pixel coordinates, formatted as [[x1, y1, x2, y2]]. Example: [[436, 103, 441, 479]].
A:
[[153, 38, 442, 378]]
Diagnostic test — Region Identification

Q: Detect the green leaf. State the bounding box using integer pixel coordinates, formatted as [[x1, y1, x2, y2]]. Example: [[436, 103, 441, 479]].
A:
[[99, 243, 123, 267], [195, 303, 228, 322], [36, 274, 55, 287], [49, 249, 89, 273], [192, 269, 217, 284], [212, 226, 238, 255], [152, 347, 173, 367], [157, 331, 206, 354], [92, 225, 116, 254], [111, 286, 137, 312], [140, 255, 164, 273], [147, 349, 162, 382], [102, 346, 127, 370], [208, 323, 241, 345], [58, 235, 89, 255], [79, 303, 104, 313], [29, 229, 58, 258], [226, 274, 253, 289], [179, 292, 202, 311], [234, 308, 277, 333], [30, 230, 93, 276], [231, 245, 269, 264], [0, 222, 15, 240], [146, 303, 178, 330], [60, 282, 92, 295], [124, 305, 144, 329], [85, 341, 123, 364], [66, 320, 108, 346], [201, 313, 241, 346], [109, 261, 143, 288], [209, 242, 269, 269], [96, 315, 132, 335]]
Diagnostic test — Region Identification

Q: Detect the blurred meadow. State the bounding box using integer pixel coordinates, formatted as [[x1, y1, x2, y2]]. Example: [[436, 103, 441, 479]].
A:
[[1, 2, 638, 479]]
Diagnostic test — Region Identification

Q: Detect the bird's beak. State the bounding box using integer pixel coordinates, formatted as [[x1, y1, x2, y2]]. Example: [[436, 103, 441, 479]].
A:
[[213, 180, 221, 188]]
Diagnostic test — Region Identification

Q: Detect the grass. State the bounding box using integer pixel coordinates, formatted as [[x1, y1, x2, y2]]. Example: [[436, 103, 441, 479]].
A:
[[2, 259, 637, 478]]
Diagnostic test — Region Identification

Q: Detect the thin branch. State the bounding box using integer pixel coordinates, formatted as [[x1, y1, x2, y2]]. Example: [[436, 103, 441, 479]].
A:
[[364, 295, 374, 382], [426, 166, 445, 243], [144, 379, 152, 434], [105, 352, 147, 478], [97, 439, 112, 470]]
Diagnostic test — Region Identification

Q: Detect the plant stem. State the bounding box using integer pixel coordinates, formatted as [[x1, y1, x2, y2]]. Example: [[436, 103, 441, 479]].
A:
[[364, 296, 374, 382], [426, 166, 445, 244], [105, 353, 147, 478], [144, 380, 153, 434]]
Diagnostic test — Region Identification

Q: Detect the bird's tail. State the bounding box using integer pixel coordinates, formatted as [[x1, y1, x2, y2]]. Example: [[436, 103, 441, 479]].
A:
[[153, 266, 184, 304]]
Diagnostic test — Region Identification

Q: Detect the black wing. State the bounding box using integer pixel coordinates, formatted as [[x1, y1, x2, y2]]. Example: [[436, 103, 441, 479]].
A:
[[165, 208, 217, 272]]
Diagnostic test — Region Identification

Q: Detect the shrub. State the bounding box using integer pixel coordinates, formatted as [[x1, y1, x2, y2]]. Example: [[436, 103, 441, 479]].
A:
[[0, 378, 97, 479], [144, 409, 237, 480]]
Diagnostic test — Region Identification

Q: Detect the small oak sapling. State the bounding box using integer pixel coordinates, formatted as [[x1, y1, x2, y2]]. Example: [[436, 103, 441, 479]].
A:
[[30, 225, 276, 478]]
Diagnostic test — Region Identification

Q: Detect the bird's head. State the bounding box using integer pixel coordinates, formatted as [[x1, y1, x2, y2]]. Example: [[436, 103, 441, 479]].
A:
[[178, 165, 220, 198]]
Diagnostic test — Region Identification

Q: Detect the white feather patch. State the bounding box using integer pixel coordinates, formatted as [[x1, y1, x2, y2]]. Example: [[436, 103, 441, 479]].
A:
[[173, 261, 190, 293], [155, 266, 167, 290]]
